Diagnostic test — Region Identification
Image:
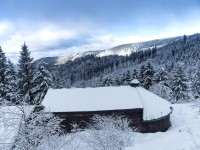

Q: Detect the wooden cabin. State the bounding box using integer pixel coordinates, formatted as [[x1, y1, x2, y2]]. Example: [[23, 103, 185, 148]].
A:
[[40, 79, 172, 133]]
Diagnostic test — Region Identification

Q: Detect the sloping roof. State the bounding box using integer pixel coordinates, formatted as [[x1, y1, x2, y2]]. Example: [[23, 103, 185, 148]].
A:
[[42, 86, 172, 121], [42, 86, 143, 112], [136, 87, 172, 121]]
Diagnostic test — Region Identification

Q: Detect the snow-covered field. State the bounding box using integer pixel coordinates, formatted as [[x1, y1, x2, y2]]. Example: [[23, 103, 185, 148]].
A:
[[126, 103, 200, 150]]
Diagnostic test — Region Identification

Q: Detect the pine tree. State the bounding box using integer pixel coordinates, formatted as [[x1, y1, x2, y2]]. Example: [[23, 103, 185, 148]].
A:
[[150, 67, 173, 101], [0, 46, 9, 105], [192, 64, 200, 97], [0, 47, 18, 105], [171, 67, 188, 102], [5, 60, 19, 104], [99, 76, 113, 87], [31, 61, 52, 104], [17, 43, 35, 104], [120, 73, 126, 85], [123, 70, 132, 85], [154, 67, 170, 87], [143, 62, 155, 89], [139, 65, 145, 85], [114, 77, 121, 86], [132, 68, 138, 79]]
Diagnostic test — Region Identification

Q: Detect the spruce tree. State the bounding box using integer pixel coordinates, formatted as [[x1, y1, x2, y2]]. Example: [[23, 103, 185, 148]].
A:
[[132, 68, 138, 79], [192, 64, 200, 97], [114, 77, 121, 86], [143, 62, 155, 89], [154, 67, 170, 87], [99, 76, 113, 87], [31, 61, 52, 104], [120, 73, 126, 85], [150, 67, 172, 101], [123, 70, 132, 85], [139, 65, 145, 85], [0, 46, 9, 104], [17, 43, 34, 104], [0, 47, 18, 105], [5, 60, 19, 104], [171, 67, 188, 102]]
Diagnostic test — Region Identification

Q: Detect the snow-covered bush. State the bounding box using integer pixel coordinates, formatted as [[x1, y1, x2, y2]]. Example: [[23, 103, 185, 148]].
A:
[[84, 115, 134, 150], [149, 83, 173, 102], [13, 111, 63, 150], [37, 125, 83, 150]]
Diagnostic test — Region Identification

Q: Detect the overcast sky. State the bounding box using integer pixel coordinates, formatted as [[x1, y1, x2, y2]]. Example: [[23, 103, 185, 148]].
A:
[[1, 0, 200, 62]]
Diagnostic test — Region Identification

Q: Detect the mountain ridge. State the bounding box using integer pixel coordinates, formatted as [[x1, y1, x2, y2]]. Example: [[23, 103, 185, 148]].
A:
[[38, 36, 181, 65]]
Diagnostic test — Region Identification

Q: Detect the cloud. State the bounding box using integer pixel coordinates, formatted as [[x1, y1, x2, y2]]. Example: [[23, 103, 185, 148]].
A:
[[1, 1, 200, 64]]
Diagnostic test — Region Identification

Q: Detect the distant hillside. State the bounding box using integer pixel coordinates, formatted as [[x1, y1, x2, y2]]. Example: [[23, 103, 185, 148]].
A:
[[37, 36, 180, 65], [35, 33, 200, 101]]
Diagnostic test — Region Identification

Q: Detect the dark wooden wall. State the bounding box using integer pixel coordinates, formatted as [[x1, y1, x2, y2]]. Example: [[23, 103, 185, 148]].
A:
[[36, 106, 171, 133], [53, 108, 143, 132], [141, 115, 171, 133]]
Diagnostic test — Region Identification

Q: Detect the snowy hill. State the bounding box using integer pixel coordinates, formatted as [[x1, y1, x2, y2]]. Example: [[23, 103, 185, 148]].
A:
[[36, 33, 200, 93], [38, 36, 180, 65], [97, 37, 179, 57]]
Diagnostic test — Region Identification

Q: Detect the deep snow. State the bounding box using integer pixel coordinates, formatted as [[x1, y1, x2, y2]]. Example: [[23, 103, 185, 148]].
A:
[[126, 103, 200, 150]]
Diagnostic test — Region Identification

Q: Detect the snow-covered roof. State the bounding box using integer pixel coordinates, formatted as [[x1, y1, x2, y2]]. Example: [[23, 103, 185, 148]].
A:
[[42, 86, 143, 112], [136, 87, 172, 121], [42, 86, 172, 121]]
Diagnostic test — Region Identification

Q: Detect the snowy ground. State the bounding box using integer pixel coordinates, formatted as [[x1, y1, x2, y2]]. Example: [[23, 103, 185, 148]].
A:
[[1, 103, 200, 150], [59, 103, 200, 150], [126, 103, 200, 150]]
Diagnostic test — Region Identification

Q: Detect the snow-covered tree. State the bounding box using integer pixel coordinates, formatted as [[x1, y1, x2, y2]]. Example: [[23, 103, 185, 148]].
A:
[[14, 109, 63, 150], [0, 47, 18, 105], [149, 67, 173, 101], [31, 61, 52, 105], [154, 67, 170, 86], [139, 65, 146, 85], [1, 106, 81, 150], [143, 62, 155, 89], [149, 83, 173, 101], [4, 60, 19, 104], [17, 43, 35, 104], [171, 67, 188, 102], [99, 76, 113, 87], [80, 80, 86, 88], [192, 64, 200, 97], [0, 46, 8, 105], [132, 68, 138, 79], [84, 115, 133, 150], [123, 70, 132, 85], [114, 77, 121, 86]]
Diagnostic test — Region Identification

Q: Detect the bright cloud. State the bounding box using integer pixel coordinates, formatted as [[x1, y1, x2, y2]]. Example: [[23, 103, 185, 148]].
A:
[[1, 7, 200, 64]]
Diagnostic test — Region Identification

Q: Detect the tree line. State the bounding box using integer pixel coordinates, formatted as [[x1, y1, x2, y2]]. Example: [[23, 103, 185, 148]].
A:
[[0, 43, 52, 105]]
